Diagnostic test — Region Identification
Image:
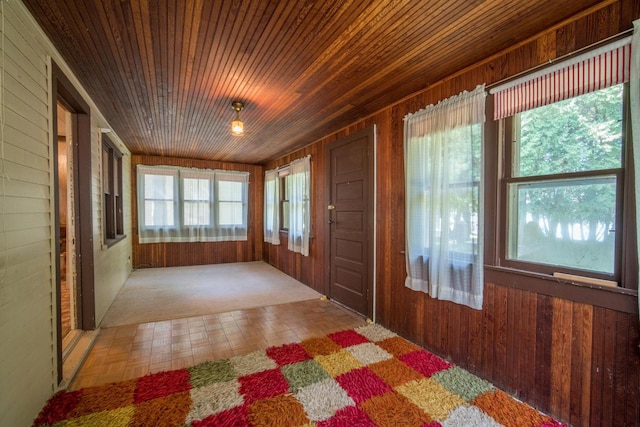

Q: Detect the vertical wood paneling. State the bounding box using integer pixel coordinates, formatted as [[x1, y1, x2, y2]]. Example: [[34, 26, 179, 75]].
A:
[[625, 314, 640, 425], [130, 154, 263, 268], [263, 3, 639, 425], [262, 143, 328, 294], [612, 312, 629, 426]]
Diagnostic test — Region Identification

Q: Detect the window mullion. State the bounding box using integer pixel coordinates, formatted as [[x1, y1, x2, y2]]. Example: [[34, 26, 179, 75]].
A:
[[176, 173, 182, 232], [211, 175, 218, 229], [506, 168, 622, 184]]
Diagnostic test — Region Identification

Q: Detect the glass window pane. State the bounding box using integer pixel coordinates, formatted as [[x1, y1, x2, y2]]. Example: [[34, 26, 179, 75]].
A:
[[515, 85, 623, 177], [219, 202, 243, 225], [102, 147, 111, 194], [218, 181, 242, 201], [114, 157, 121, 196], [507, 176, 617, 274], [144, 200, 174, 226], [282, 200, 290, 229], [145, 174, 174, 200], [184, 202, 210, 226], [184, 178, 209, 201]]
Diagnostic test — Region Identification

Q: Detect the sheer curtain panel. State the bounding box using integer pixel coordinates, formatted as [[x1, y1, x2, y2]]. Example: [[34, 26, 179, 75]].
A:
[[404, 85, 486, 310], [263, 169, 280, 245], [287, 156, 311, 256]]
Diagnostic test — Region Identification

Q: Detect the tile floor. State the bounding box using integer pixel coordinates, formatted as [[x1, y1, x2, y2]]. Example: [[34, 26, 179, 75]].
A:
[[70, 299, 365, 390]]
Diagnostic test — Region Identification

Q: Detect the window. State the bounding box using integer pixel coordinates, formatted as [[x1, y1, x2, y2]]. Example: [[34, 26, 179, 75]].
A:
[[263, 156, 311, 255], [137, 165, 249, 243], [284, 157, 311, 255], [504, 86, 623, 277], [102, 136, 124, 246], [218, 180, 244, 226], [491, 38, 637, 288], [263, 169, 280, 245], [144, 172, 176, 226], [183, 178, 210, 226], [280, 175, 290, 231]]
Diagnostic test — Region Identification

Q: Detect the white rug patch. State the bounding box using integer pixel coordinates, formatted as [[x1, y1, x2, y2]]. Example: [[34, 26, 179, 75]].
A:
[[187, 380, 244, 423], [230, 350, 277, 376], [441, 405, 502, 426], [355, 324, 397, 342], [346, 342, 393, 365], [295, 377, 355, 422]]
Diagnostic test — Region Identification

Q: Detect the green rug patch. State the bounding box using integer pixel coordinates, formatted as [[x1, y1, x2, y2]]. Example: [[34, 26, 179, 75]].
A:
[[188, 359, 236, 387], [281, 359, 329, 392], [431, 366, 494, 402]]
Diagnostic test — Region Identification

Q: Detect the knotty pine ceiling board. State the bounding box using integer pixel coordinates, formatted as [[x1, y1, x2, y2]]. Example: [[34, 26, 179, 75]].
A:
[[23, 0, 604, 163]]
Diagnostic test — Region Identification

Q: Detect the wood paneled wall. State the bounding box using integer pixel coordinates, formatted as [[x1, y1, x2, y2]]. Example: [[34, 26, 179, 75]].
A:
[[131, 155, 263, 268], [263, 146, 331, 294], [264, 1, 640, 425]]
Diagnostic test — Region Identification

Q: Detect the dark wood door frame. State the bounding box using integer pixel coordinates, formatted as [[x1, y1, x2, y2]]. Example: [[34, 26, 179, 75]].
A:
[[52, 61, 95, 384], [325, 125, 376, 319]]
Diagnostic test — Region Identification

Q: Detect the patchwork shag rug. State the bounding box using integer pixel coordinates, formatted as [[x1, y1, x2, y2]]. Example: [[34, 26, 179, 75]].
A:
[[34, 324, 564, 426]]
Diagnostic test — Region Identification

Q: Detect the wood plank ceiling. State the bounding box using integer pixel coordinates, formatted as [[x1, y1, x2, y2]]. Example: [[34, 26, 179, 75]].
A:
[[24, 0, 603, 164]]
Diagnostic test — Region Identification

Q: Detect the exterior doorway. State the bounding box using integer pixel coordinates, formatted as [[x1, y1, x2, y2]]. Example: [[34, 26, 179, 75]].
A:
[[57, 102, 79, 357], [52, 62, 95, 384], [326, 126, 375, 318]]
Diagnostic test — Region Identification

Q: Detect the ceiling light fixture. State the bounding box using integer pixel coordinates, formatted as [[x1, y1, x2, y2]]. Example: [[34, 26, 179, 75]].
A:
[[231, 101, 244, 136]]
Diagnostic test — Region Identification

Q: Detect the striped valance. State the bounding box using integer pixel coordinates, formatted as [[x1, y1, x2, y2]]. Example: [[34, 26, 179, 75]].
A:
[[491, 37, 632, 120]]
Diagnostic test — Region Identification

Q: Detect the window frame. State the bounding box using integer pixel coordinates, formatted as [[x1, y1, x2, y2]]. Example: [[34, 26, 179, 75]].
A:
[[181, 177, 212, 227], [137, 165, 249, 243], [483, 87, 637, 311], [498, 95, 626, 282], [279, 173, 290, 232], [216, 179, 245, 227], [142, 171, 178, 228], [102, 135, 125, 247]]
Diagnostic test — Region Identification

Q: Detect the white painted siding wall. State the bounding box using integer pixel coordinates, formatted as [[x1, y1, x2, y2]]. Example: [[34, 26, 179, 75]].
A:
[[0, 2, 132, 426]]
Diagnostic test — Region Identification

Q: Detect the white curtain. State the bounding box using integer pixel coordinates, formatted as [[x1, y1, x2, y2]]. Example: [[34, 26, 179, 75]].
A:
[[404, 85, 486, 310], [631, 19, 640, 320], [137, 165, 249, 243], [288, 155, 311, 256], [263, 169, 280, 245]]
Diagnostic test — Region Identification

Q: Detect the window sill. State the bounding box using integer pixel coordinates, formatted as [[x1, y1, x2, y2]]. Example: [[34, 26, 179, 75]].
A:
[[103, 234, 126, 249], [485, 265, 638, 314]]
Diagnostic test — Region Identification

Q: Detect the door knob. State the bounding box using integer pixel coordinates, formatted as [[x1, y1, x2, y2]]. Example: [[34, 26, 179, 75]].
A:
[[328, 220, 335, 224], [327, 204, 335, 210]]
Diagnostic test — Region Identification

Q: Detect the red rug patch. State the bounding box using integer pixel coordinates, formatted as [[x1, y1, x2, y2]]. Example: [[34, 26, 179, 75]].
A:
[[400, 350, 452, 378], [336, 367, 392, 403], [266, 342, 311, 366], [328, 330, 370, 347], [239, 368, 290, 404], [134, 369, 192, 403], [317, 405, 377, 427], [193, 405, 249, 427]]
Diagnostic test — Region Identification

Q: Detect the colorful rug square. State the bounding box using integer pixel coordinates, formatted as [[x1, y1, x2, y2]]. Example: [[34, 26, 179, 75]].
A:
[[33, 324, 567, 427], [314, 350, 363, 377], [266, 343, 311, 366], [238, 368, 289, 404], [400, 349, 452, 378], [335, 367, 392, 403], [281, 359, 330, 392], [327, 329, 370, 347]]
